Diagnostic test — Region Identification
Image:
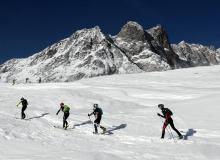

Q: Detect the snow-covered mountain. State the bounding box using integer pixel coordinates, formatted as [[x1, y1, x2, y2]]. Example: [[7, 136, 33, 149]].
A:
[[0, 21, 219, 83], [172, 41, 220, 66]]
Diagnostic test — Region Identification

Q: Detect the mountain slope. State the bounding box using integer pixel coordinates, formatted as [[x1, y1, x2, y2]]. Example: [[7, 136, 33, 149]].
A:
[[0, 21, 219, 83], [172, 41, 220, 66]]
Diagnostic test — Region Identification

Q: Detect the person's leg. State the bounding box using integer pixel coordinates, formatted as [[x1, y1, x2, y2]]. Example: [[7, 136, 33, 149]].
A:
[[100, 126, 106, 133], [63, 116, 65, 128], [94, 124, 98, 133], [63, 112, 69, 128], [98, 115, 106, 132], [21, 106, 26, 119], [63, 115, 67, 128], [94, 116, 101, 133], [21, 110, 23, 119], [169, 118, 182, 137], [65, 113, 69, 127], [161, 122, 168, 138]]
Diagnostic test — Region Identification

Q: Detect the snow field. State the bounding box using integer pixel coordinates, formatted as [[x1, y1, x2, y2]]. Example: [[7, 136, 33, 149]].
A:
[[0, 65, 220, 160]]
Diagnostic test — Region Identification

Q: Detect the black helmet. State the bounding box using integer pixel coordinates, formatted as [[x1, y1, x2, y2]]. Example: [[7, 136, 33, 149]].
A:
[[158, 104, 164, 109], [93, 103, 98, 108], [21, 97, 24, 100]]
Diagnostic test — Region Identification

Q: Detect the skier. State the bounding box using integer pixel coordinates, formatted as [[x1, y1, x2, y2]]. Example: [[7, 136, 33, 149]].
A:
[[157, 104, 183, 139], [25, 78, 29, 83], [56, 103, 70, 129], [12, 79, 16, 85], [16, 97, 28, 119], [38, 77, 41, 83], [88, 104, 106, 134]]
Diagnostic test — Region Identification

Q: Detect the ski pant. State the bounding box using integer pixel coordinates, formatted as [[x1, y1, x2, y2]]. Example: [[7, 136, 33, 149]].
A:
[[161, 118, 182, 138], [21, 106, 27, 119], [63, 112, 69, 128], [94, 115, 105, 133]]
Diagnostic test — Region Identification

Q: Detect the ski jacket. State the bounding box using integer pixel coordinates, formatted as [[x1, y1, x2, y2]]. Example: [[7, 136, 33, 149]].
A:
[[21, 99, 28, 107]]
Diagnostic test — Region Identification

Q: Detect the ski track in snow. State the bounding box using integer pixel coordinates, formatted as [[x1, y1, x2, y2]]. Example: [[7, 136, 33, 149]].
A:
[[0, 65, 220, 159]]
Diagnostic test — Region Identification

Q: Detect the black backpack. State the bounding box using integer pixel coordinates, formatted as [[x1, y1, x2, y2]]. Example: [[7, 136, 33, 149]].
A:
[[94, 107, 103, 115], [166, 108, 173, 116], [162, 108, 173, 116]]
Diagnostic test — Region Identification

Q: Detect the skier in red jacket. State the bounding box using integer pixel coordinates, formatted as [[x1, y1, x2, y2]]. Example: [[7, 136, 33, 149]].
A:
[[157, 104, 183, 139]]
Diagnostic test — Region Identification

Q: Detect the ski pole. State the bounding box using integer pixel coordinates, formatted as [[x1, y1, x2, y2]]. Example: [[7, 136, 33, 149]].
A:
[[168, 125, 176, 143], [88, 115, 93, 124], [15, 105, 20, 119], [14, 110, 18, 119]]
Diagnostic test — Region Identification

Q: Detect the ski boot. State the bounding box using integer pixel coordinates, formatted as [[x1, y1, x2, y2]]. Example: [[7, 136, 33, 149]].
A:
[[179, 135, 183, 139], [101, 126, 106, 134], [64, 124, 69, 130]]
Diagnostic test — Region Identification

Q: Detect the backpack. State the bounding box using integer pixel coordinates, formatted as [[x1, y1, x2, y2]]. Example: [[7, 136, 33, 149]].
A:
[[95, 107, 103, 115], [63, 105, 70, 113], [166, 108, 173, 116]]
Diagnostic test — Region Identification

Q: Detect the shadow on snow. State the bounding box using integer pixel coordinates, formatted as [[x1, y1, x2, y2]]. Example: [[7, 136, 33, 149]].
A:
[[74, 121, 127, 135], [26, 113, 50, 120], [181, 128, 197, 140], [105, 124, 127, 135], [74, 120, 93, 127]]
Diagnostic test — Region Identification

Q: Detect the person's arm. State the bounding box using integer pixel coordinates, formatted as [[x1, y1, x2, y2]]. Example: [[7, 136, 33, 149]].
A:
[[88, 111, 94, 116], [56, 108, 61, 115], [16, 101, 21, 107], [157, 113, 165, 118]]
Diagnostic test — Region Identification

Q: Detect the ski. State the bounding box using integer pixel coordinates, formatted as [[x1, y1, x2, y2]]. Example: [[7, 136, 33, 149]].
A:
[[53, 125, 74, 130], [92, 130, 113, 135]]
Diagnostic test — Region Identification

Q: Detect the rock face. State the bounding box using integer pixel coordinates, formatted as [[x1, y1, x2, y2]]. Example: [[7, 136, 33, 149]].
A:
[[117, 21, 146, 42], [172, 41, 220, 66], [0, 21, 219, 83], [147, 25, 189, 68]]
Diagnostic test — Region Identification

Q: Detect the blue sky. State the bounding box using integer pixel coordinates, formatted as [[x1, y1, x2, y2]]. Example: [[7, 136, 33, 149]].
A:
[[0, 0, 220, 63]]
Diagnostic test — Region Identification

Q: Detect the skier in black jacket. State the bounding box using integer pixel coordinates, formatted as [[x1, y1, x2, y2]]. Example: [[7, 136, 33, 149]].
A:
[[88, 104, 106, 134], [157, 104, 183, 139], [16, 97, 28, 119]]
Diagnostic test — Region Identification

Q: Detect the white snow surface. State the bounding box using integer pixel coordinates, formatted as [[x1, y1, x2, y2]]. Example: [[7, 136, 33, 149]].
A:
[[0, 65, 220, 160]]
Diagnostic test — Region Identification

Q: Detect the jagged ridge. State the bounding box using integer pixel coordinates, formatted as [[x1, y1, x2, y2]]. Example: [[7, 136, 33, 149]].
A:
[[0, 21, 219, 83]]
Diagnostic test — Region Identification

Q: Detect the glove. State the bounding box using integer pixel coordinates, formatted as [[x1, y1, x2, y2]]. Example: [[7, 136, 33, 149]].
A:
[[56, 112, 58, 115], [157, 113, 161, 116], [88, 114, 90, 117]]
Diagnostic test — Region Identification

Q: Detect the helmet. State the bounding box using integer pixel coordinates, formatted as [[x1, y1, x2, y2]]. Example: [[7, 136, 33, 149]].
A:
[[93, 103, 98, 108], [158, 104, 164, 109], [60, 102, 64, 106], [21, 97, 24, 100]]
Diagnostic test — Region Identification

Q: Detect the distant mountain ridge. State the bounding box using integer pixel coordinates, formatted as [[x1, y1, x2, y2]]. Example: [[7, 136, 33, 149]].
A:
[[0, 21, 219, 83]]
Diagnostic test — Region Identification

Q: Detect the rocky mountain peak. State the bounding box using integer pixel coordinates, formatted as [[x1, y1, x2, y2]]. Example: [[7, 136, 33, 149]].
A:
[[71, 26, 105, 43], [179, 41, 187, 45], [117, 21, 145, 41], [147, 25, 171, 49]]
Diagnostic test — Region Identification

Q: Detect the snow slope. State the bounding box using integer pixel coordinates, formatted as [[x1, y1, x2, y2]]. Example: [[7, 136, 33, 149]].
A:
[[0, 65, 220, 160]]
